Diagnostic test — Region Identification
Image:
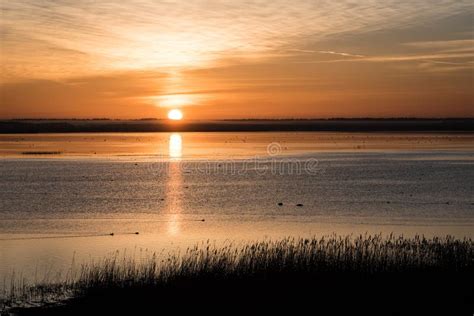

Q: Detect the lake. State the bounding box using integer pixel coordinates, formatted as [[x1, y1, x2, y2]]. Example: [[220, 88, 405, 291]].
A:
[[0, 132, 473, 287]]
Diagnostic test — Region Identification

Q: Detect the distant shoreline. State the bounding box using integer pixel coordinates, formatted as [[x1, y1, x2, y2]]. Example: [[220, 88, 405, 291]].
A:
[[1, 118, 473, 133]]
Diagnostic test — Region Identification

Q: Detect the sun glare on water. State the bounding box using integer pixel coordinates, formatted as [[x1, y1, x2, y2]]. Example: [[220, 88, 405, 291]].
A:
[[168, 109, 183, 120]]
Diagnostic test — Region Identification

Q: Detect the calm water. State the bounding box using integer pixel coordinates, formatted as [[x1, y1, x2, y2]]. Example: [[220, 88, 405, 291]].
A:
[[0, 132, 473, 287]]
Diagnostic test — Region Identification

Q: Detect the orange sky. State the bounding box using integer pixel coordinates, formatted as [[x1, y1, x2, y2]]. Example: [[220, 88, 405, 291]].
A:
[[1, 1, 473, 119]]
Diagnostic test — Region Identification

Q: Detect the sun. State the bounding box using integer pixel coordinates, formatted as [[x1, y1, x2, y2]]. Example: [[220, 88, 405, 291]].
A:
[[168, 109, 183, 120]]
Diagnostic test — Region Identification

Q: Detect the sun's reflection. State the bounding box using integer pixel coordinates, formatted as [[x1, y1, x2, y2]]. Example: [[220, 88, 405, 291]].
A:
[[169, 133, 182, 159], [166, 133, 183, 235]]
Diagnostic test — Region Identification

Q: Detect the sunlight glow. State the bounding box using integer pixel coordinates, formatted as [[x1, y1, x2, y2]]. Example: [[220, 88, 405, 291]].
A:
[[168, 109, 183, 121], [169, 133, 182, 158], [159, 95, 192, 108]]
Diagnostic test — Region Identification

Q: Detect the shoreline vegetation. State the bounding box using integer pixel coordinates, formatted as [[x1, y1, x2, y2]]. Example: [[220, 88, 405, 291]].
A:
[[0, 118, 473, 133], [3, 234, 473, 315], [20, 151, 62, 155]]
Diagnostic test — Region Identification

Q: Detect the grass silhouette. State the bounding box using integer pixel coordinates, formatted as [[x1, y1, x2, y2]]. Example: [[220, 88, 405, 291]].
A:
[[5, 234, 473, 315]]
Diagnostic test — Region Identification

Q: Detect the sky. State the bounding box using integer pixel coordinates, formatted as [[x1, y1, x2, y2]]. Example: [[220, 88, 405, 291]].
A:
[[0, 0, 473, 119]]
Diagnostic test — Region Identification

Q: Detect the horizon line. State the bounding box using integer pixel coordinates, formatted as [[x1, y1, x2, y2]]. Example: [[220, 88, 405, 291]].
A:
[[2, 117, 474, 121]]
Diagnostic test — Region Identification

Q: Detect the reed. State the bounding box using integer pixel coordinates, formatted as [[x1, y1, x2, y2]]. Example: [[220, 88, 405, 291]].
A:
[[3, 234, 473, 314]]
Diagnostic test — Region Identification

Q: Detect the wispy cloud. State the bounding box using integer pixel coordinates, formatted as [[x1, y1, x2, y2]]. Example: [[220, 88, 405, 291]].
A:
[[289, 49, 365, 58], [363, 52, 474, 62], [2, 0, 473, 118], [417, 60, 474, 72], [403, 39, 474, 50], [1, 0, 472, 79], [0, 71, 167, 117], [292, 41, 473, 73]]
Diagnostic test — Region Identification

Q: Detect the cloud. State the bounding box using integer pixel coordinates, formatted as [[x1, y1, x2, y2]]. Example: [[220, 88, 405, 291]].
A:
[[288, 49, 365, 58], [417, 60, 474, 72], [362, 52, 474, 62], [352, 39, 474, 70], [291, 40, 473, 72], [1, 1, 473, 118], [403, 39, 474, 50], [0, 71, 167, 117], [1, 0, 472, 79]]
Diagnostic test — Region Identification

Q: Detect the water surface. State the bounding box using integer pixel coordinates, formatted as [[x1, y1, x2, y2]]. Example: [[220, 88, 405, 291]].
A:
[[0, 132, 473, 286]]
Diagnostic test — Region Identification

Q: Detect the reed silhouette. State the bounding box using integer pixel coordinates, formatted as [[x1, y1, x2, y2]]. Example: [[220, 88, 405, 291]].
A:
[[5, 234, 473, 315]]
